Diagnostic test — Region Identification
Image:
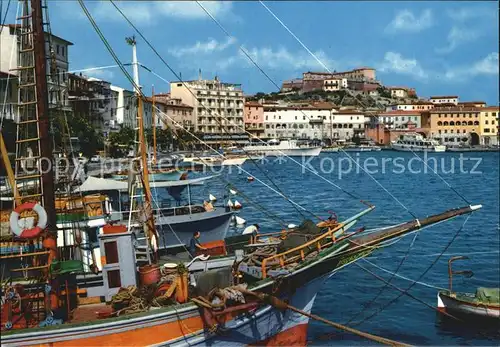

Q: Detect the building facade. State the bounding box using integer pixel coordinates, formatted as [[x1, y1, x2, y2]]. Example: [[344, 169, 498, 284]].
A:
[[170, 77, 246, 143], [244, 101, 265, 138], [422, 106, 481, 145], [429, 96, 459, 105], [376, 110, 422, 129], [150, 94, 194, 132], [385, 102, 434, 112], [323, 78, 348, 92], [478, 107, 499, 145]]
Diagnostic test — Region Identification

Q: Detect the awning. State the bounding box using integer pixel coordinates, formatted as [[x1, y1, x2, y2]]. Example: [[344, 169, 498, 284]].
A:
[[74, 175, 218, 193]]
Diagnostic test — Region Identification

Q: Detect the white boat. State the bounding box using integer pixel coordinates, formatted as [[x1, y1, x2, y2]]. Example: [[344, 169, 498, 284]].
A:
[[242, 139, 322, 157], [391, 133, 446, 152], [182, 155, 247, 166], [342, 144, 381, 152], [321, 147, 339, 153]]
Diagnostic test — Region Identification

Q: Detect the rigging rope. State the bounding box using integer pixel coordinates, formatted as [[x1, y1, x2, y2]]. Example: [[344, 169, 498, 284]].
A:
[[84, 0, 316, 221], [109, 0, 366, 213], [349, 213, 472, 327], [344, 232, 419, 325]]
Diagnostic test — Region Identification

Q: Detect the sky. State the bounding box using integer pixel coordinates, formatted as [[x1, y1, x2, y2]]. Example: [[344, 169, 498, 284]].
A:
[[2, 0, 499, 104]]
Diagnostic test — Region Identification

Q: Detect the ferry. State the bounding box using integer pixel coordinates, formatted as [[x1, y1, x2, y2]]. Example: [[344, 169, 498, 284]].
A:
[[242, 139, 322, 157], [391, 133, 446, 152]]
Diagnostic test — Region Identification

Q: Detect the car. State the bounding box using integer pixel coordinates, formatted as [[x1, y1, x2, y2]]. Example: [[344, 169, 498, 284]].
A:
[[90, 155, 100, 163]]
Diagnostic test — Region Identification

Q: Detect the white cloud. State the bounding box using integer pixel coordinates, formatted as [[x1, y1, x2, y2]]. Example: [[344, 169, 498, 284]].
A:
[[447, 7, 496, 21], [385, 9, 433, 33], [169, 37, 236, 58], [83, 68, 115, 81], [444, 53, 499, 81], [238, 46, 335, 71], [92, 1, 235, 23], [436, 26, 480, 54], [378, 52, 428, 80]]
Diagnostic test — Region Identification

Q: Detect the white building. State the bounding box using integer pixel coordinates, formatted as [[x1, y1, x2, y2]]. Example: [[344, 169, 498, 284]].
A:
[[109, 85, 153, 130], [389, 87, 408, 99], [429, 95, 459, 105], [1, 24, 73, 118], [376, 111, 422, 129], [323, 78, 348, 92], [330, 111, 366, 142], [170, 76, 246, 143], [386, 102, 434, 112]]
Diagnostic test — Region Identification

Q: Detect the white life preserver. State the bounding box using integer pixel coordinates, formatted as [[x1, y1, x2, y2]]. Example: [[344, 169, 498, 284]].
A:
[[9, 202, 48, 239]]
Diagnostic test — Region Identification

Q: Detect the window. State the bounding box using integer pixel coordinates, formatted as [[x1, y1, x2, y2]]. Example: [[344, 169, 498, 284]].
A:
[[56, 44, 60, 54], [104, 241, 119, 264], [61, 46, 65, 57], [107, 270, 121, 288], [485, 120, 489, 125]]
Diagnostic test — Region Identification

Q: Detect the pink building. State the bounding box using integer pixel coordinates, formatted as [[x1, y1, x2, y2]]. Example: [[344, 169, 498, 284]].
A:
[[244, 101, 265, 137]]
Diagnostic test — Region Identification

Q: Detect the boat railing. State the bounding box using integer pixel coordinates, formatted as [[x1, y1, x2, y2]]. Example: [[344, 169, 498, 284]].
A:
[[260, 223, 345, 278]]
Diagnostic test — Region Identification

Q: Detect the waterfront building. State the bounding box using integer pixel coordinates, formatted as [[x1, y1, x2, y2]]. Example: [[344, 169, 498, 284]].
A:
[[170, 76, 246, 144], [263, 102, 334, 141], [331, 110, 367, 143], [244, 101, 265, 138], [478, 107, 499, 146], [375, 110, 422, 129], [458, 101, 486, 108], [429, 95, 459, 105], [149, 94, 194, 132], [422, 106, 481, 145]]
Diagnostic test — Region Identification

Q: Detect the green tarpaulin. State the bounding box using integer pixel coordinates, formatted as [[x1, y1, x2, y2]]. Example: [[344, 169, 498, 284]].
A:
[[475, 287, 500, 304], [50, 260, 84, 275]]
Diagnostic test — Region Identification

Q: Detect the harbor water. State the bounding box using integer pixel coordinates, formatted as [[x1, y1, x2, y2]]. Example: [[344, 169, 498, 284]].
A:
[[178, 151, 499, 345]]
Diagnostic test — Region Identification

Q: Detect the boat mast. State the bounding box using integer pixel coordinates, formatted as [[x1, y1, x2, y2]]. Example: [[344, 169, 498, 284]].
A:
[[127, 36, 158, 260], [152, 85, 157, 165]]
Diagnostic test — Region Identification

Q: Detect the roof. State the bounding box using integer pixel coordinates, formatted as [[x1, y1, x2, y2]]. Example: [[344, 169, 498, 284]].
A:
[[430, 96, 459, 99], [388, 86, 410, 90], [458, 101, 486, 105], [378, 111, 423, 116], [245, 101, 262, 107], [74, 175, 217, 193]]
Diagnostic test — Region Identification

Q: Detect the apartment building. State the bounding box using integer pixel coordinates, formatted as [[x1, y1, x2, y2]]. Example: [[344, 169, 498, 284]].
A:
[[376, 110, 422, 129], [422, 106, 481, 145], [429, 95, 459, 105], [385, 101, 434, 112], [244, 101, 265, 138], [479, 107, 499, 145], [150, 94, 194, 132], [170, 77, 246, 143], [1, 24, 73, 118], [330, 110, 366, 142]]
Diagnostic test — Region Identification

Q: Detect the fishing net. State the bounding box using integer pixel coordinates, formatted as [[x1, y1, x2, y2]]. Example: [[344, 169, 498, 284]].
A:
[[475, 287, 500, 304]]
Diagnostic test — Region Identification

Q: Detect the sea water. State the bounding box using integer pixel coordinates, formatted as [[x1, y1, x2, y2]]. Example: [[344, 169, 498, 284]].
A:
[[177, 151, 500, 345]]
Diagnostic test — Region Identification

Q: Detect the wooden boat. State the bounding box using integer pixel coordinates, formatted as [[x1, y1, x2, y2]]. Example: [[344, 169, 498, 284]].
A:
[[437, 256, 500, 319], [1, 204, 481, 346]]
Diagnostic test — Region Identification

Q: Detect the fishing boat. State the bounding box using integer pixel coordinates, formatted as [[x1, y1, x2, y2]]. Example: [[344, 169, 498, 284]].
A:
[[182, 154, 247, 166], [75, 175, 233, 249], [437, 256, 499, 319], [243, 139, 322, 157], [391, 133, 446, 152]]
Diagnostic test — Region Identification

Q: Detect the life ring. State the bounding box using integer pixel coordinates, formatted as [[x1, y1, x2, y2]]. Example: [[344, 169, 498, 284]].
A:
[[9, 202, 48, 239]]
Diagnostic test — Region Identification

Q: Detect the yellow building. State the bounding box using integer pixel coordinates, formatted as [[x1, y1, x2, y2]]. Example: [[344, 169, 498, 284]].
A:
[[424, 107, 481, 146], [479, 106, 499, 145]]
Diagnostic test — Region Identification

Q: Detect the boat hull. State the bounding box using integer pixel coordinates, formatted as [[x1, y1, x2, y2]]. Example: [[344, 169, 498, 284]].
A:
[[437, 291, 500, 319], [1, 267, 332, 347], [391, 144, 446, 152], [111, 171, 186, 181], [155, 209, 233, 248], [261, 147, 322, 157]]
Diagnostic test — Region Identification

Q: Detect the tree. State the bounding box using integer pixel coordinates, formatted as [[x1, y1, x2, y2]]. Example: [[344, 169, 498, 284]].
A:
[[108, 127, 135, 158]]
